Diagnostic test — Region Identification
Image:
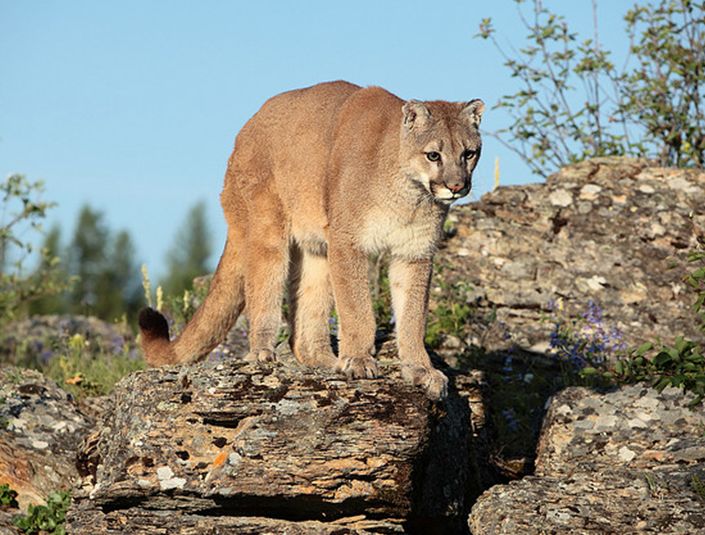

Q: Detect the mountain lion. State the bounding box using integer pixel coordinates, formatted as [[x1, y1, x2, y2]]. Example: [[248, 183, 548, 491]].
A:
[[139, 81, 483, 400]]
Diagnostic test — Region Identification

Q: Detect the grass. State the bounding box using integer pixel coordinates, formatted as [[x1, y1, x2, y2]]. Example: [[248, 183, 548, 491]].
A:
[[41, 334, 144, 398], [1, 330, 144, 399]]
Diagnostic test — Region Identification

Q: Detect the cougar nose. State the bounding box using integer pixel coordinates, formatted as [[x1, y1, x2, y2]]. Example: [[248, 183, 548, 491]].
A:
[[446, 181, 465, 193]]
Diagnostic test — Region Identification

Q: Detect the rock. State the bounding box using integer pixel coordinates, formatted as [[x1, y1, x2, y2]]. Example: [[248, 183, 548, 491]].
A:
[[0, 509, 21, 535], [0, 367, 95, 510], [67, 342, 486, 533], [469, 385, 705, 534], [439, 157, 705, 352]]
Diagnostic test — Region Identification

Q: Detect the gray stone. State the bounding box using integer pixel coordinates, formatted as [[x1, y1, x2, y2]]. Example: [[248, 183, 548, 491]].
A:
[[469, 385, 705, 534], [0, 367, 96, 510], [436, 157, 705, 354]]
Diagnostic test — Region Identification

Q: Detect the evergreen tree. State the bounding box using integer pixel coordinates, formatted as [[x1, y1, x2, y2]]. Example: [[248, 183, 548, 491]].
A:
[[96, 230, 142, 320], [161, 201, 212, 296], [65, 205, 142, 321], [28, 224, 69, 315], [68, 206, 109, 314]]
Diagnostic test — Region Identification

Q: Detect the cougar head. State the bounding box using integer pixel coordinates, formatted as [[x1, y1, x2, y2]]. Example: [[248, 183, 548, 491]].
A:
[[400, 98, 484, 202]]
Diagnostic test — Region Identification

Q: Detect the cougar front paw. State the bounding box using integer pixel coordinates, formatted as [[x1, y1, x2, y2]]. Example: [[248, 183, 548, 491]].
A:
[[401, 365, 448, 400], [336, 355, 379, 379], [244, 348, 276, 363]]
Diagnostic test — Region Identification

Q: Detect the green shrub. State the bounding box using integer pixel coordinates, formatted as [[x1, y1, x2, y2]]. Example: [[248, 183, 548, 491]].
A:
[[13, 491, 70, 535], [0, 483, 19, 508], [476, 0, 705, 176], [0, 175, 73, 322], [616, 244, 705, 404], [547, 243, 705, 404]]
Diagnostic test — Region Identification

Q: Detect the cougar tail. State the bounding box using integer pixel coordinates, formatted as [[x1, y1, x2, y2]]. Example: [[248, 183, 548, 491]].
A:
[[139, 234, 245, 366]]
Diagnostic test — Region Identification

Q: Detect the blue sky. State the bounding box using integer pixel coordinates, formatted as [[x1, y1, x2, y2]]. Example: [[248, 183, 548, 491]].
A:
[[1, 0, 635, 279]]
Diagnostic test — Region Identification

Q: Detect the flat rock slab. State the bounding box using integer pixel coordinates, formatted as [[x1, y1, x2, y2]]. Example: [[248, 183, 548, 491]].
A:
[[68, 344, 482, 533], [469, 385, 705, 534], [66, 505, 405, 534]]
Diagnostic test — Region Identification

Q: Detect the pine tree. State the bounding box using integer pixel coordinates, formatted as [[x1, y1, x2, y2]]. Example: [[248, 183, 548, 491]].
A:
[[28, 224, 68, 315], [161, 201, 212, 297], [94, 230, 142, 320], [65, 205, 142, 321], [68, 206, 109, 314]]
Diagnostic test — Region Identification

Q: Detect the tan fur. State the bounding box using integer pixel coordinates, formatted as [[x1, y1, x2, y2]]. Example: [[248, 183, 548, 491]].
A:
[[139, 81, 483, 399]]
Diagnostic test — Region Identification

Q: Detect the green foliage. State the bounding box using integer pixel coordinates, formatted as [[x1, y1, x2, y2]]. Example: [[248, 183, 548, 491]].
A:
[[0, 175, 73, 322], [685, 246, 705, 330], [426, 299, 472, 349], [476, 0, 705, 176], [615, 338, 705, 405], [66, 206, 142, 321], [0, 483, 19, 508], [159, 277, 211, 336], [13, 491, 70, 535], [161, 201, 212, 297], [691, 473, 705, 500], [615, 244, 705, 404], [370, 255, 393, 331], [622, 0, 705, 167], [426, 273, 474, 349], [42, 333, 144, 398]]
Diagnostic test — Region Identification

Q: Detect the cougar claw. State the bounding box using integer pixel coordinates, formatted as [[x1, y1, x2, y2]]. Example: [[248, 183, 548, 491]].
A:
[[401, 365, 448, 400], [336, 355, 379, 379], [244, 348, 276, 363]]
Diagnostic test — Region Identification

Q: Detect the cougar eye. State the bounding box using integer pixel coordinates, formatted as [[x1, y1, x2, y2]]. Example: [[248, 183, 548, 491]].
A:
[[462, 149, 476, 160], [426, 151, 441, 162]]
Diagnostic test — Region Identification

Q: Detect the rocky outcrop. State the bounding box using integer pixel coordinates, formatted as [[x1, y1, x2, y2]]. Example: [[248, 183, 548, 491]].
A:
[[440, 157, 705, 353], [469, 385, 705, 534], [67, 342, 487, 534], [2, 158, 704, 534], [0, 367, 95, 509]]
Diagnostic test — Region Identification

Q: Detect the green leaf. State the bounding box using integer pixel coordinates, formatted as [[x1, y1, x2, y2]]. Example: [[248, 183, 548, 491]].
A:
[[636, 342, 653, 356]]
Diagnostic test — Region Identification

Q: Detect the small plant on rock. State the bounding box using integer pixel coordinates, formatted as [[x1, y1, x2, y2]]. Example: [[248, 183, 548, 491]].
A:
[[0, 483, 19, 508], [549, 242, 705, 404], [616, 244, 705, 404], [43, 333, 143, 398], [548, 299, 626, 384], [13, 490, 70, 535]]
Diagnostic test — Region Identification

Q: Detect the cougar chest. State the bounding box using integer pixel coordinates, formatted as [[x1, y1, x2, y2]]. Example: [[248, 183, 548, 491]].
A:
[[359, 204, 442, 258]]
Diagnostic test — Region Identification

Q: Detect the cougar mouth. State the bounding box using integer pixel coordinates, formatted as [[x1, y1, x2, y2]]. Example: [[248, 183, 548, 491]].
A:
[[431, 182, 471, 202]]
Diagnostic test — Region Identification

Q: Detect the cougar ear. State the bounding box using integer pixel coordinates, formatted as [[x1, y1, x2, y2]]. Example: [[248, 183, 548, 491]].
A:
[[402, 100, 432, 131], [460, 99, 485, 128]]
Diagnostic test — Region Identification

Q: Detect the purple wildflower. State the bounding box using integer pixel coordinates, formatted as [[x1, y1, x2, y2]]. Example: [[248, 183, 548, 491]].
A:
[[501, 408, 519, 432]]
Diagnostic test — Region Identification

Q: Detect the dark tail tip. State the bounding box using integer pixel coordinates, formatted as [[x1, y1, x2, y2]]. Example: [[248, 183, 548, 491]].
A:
[[138, 307, 170, 340]]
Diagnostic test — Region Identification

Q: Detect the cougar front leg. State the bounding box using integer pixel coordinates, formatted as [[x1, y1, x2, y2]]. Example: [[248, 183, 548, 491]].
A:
[[328, 240, 378, 379], [389, 256, 448, 400]]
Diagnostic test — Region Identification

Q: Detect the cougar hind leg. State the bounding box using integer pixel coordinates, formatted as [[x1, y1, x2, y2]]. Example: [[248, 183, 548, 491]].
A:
[[288, 243, 337, 369], [242, 190, 290, 363]]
